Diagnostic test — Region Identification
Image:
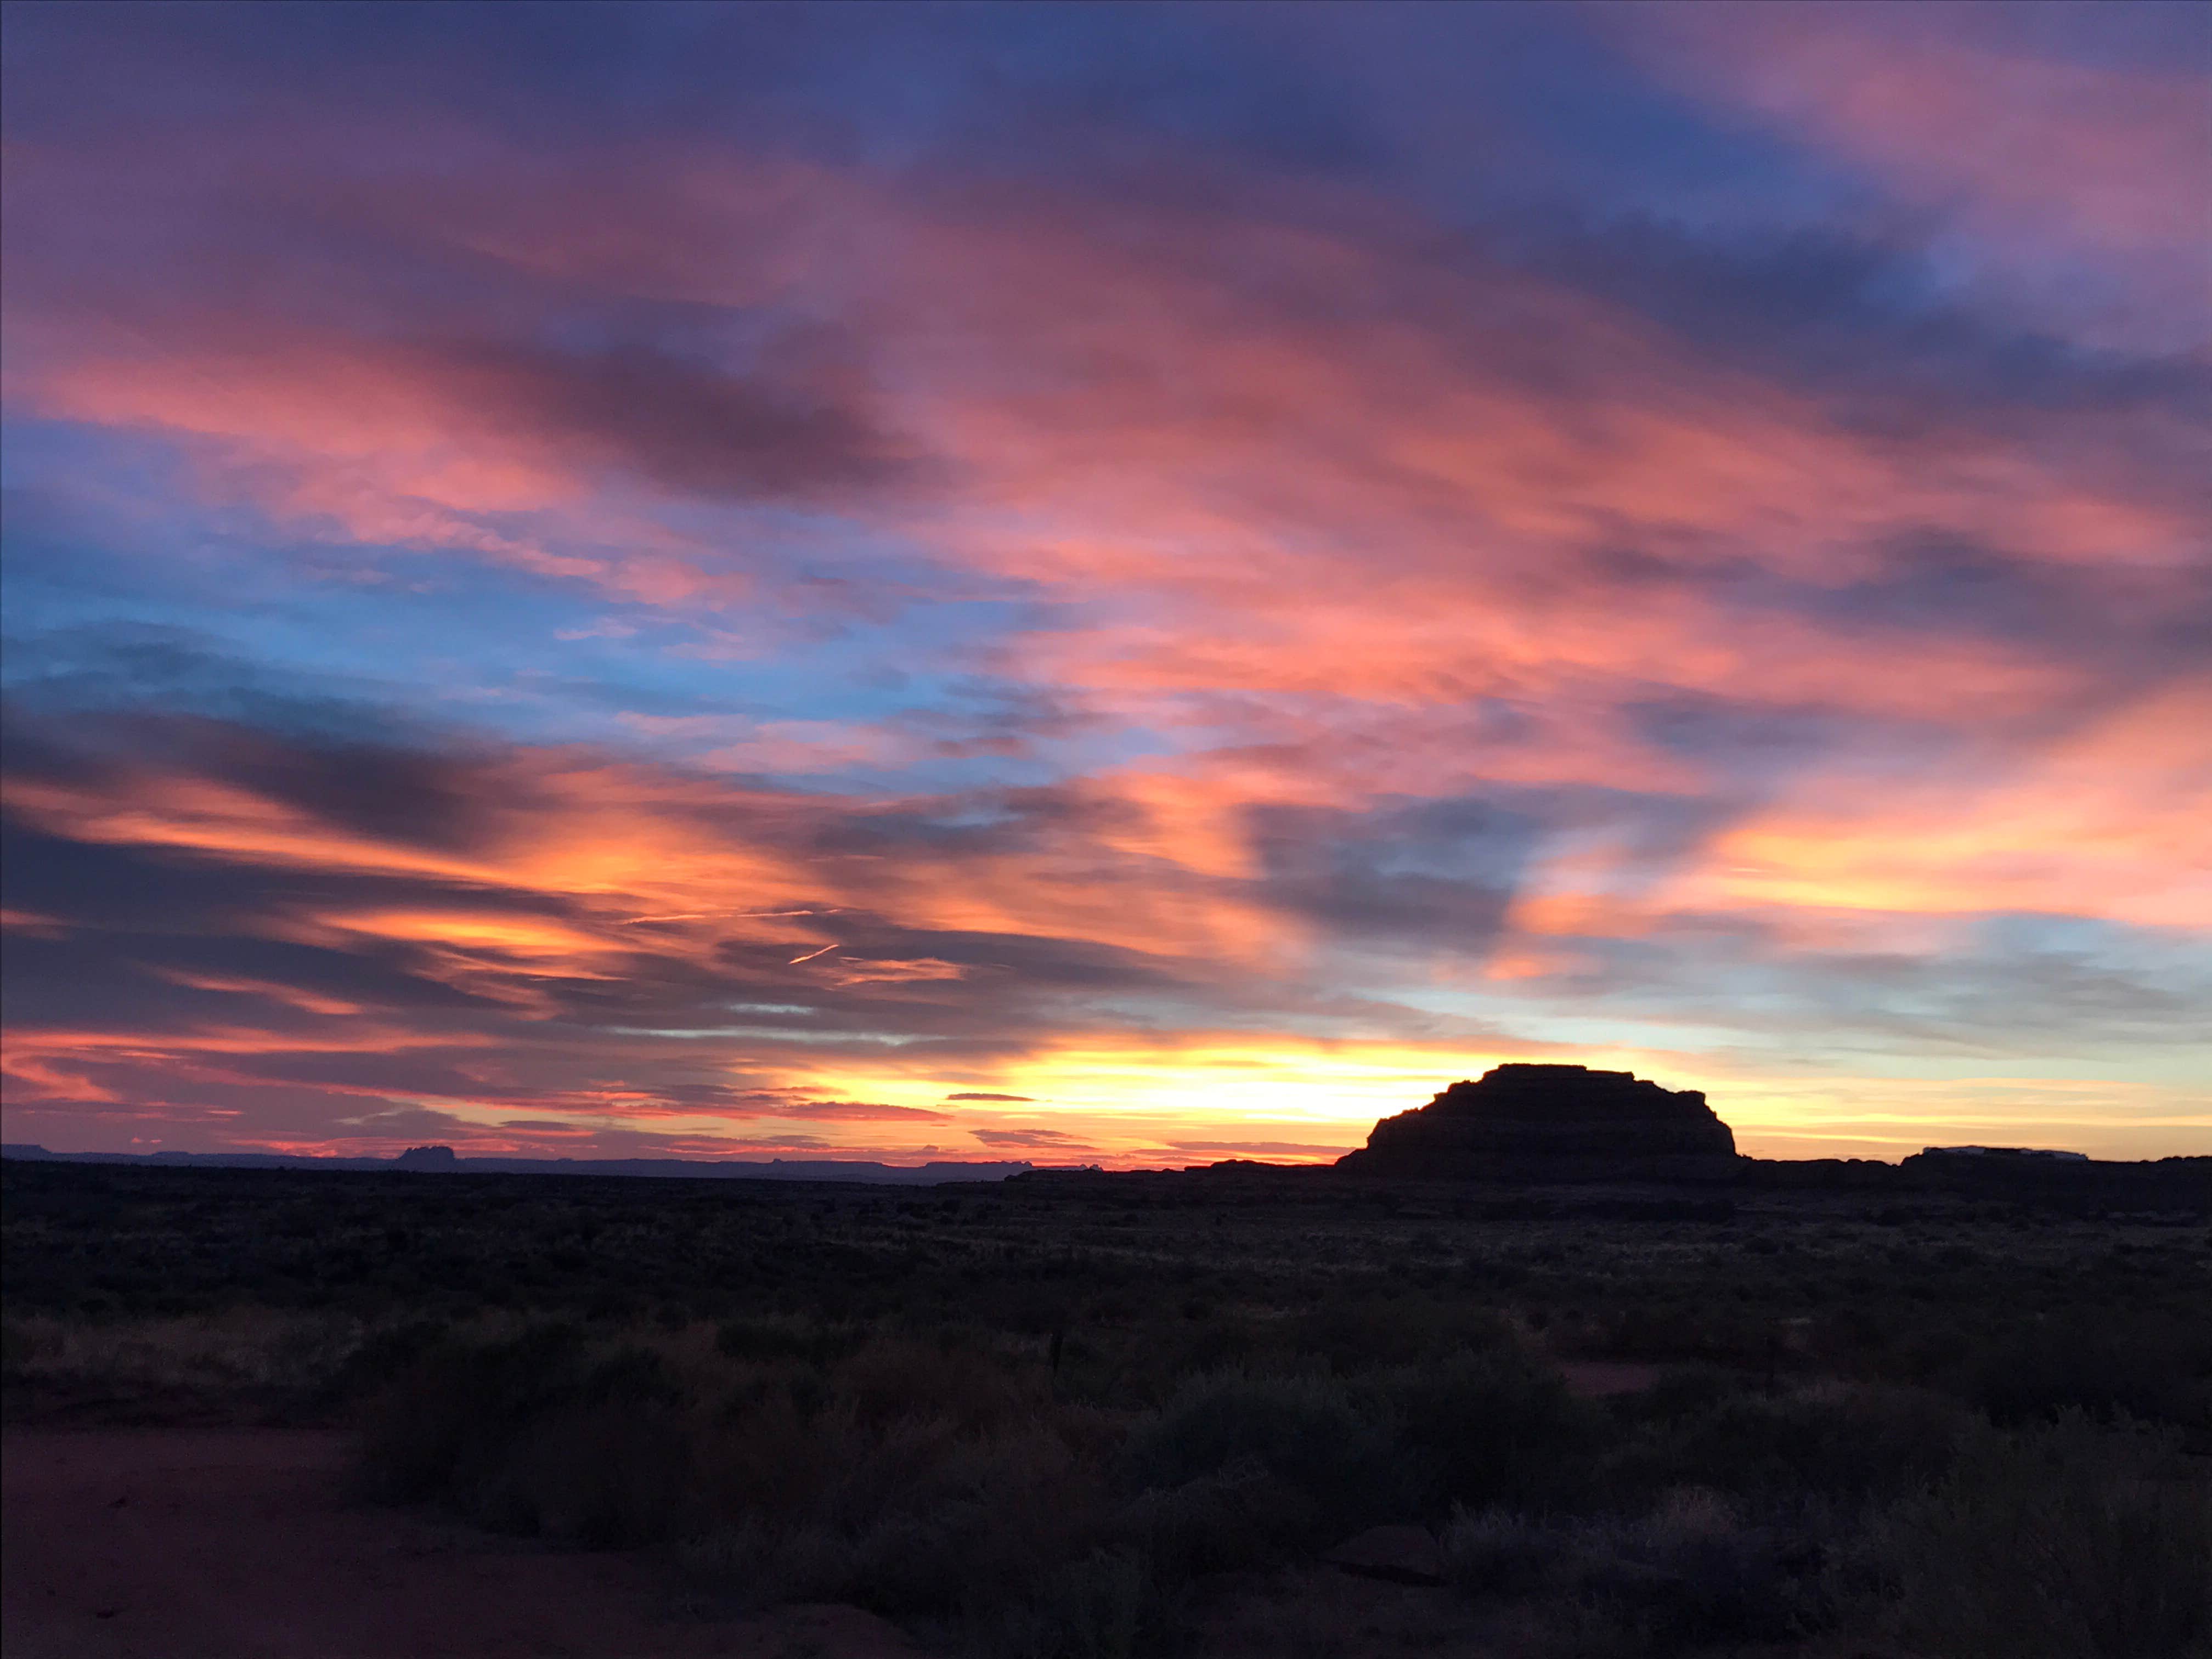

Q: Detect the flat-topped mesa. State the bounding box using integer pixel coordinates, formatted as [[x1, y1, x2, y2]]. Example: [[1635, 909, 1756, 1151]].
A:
[[1336, 1063, 1737, 1180]]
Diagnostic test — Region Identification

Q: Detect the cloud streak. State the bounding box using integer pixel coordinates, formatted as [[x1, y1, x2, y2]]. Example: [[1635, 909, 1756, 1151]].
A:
[[3, 2, 2205, 1163]]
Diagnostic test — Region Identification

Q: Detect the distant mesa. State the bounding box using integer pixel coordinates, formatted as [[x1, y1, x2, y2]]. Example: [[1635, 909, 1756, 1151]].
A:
[[0, 1143, 1032, 1185], [1335, 1063, 1737, 1181]]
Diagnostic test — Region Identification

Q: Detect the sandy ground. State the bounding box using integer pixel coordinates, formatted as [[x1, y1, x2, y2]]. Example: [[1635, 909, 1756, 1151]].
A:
[[1, 1429, 918, 1659]]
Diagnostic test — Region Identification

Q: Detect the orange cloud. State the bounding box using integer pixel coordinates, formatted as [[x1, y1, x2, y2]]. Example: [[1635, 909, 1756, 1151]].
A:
[[148, 969, 365, 1018], [1670, 681, 2212, 928]]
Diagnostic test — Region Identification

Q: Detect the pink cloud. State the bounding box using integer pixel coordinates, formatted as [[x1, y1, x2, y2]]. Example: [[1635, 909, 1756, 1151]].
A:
[[1613, 4, 2211, 348], [4, 41, 2204, 1165]]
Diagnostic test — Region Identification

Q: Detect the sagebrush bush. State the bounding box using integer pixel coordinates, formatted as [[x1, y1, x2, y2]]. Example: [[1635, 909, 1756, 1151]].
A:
[[366, 1322, 1120, 1622], [990, 1549, 1177, 1659], [1116, 1370, 1410, 1543], [1965, 1312, 2212, 1432], [1869, 1412, 2212, 1659], [2, 1309, 368, 1421], [360, 1327, 708, 1543], [1605, 1489, 1831, 1651], [1440, 1504, 1560, 1598], [1601, 1374, 1971, 1503], [713, 1314, 860, 1367], [1372, 1344, 1594, 1513], [1444, 1490, 1832, 1655], [358, 1323, 590, 1502], [1111, 1464, 1282, 1577], [352, 1318, 2212, 1656], [1281, 1294, 1516, 1372]]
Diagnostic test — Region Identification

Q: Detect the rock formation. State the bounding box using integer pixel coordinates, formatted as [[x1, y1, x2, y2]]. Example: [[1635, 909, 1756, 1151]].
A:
[[1335, 1063, 1738, 1181]]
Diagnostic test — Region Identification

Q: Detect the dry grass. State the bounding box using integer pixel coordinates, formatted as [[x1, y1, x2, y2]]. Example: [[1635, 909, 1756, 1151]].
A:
[[2, 1310, 368, 1421]]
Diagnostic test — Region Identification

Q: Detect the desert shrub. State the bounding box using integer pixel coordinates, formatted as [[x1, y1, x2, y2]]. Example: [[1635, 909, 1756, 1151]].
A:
[[473, 1398, 696, 1544], [830, 1335, 1041, 1431], [358, 1322, 567, 1502], [318, 1317, 449, 1402], [675, 1517, 857, 1607], [1867, 1412, 2212, 1659], [830, 1421, 1106, 1615], [390, 1329, 1107, 1619], [679, 1416, 1116, 1621], [712, 1315, 862, 1367], [1444, 1491, 1833, 1655], [1574, 1302, 1784, 1369], [698, 1372, 853, 1499], [363, 1321, 1115, 1589], [1598, 1489, 1831, 1651], [1372, 1345, 1595, 1513], [1111, 1465, 1283, 1576], [2, 1308, 367, 1422], [1440, 1504, 1561, 1598], [692, 1530, 1179, 1659], [990, 1549, 1182, 1659], [1282, 1295, 1514, 1371], [1, 1318, 38, 1379], [356, 1323, 693, 1541], [1964, 1313, 2212, 1431], [1085, 1313, 1266, 1402], [1116, 1370, 1409, 1544], [1602, 1375, 1970, 1503]]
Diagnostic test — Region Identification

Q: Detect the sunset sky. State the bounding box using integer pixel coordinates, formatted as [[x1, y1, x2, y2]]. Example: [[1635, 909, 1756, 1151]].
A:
[[2, 1, 2207, 1167]]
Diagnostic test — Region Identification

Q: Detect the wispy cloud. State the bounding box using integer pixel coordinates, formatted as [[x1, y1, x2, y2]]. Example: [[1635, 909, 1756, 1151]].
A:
[[3, 2, 2204, 1163]]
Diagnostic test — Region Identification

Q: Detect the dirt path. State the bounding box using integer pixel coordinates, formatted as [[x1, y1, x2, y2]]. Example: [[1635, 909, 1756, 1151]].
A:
[[2, 1429, 917, 1659]]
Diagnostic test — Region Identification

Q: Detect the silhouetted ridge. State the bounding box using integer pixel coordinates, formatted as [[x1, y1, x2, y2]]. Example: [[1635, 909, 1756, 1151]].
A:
[[0, 1145, 1030, 1185], [1336, 1063, 1736, 1180]]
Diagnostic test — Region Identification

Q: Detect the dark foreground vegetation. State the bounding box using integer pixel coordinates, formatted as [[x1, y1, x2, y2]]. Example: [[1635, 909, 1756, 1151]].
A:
[[5, 1156, 2209, 1657]]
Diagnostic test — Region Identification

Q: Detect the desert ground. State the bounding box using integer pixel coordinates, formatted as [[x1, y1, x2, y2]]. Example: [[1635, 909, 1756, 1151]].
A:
[[4, 1158, 2207, 1657], [3, 1426, 930, 1659]]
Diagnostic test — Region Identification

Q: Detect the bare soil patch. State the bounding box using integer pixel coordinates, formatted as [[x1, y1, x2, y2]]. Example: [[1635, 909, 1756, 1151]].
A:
[[1, 1429, 917, 1659]]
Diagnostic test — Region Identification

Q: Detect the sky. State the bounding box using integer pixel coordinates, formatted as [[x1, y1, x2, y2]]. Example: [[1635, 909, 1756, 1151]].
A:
[[2, 1, 2207, 1167]]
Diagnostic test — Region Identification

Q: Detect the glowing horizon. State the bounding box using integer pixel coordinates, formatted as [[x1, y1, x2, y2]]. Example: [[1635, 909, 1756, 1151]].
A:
[[3, 2, 2207, 1167]]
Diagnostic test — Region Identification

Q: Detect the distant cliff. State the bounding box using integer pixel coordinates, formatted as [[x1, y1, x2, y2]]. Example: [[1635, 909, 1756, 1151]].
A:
[[0, 1145, 1031, 1186], [1335, 1063, 1738, 1180]]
